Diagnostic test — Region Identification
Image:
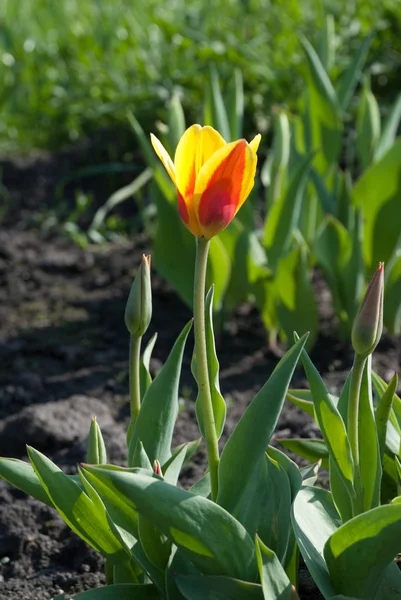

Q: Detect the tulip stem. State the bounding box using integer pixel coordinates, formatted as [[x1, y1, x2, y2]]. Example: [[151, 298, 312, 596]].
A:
[[347, 353, 367, 515], [129, 334, 142, 426], [194, 236, 219, 502]]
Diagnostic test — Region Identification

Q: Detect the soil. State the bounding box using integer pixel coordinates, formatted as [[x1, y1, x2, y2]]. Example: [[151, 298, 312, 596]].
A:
[[0, 144, 400, 600]]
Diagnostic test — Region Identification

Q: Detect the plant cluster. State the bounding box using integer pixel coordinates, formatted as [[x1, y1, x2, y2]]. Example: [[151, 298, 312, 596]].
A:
[[95, 25, 401, 350], [1, 124, 401, 600]]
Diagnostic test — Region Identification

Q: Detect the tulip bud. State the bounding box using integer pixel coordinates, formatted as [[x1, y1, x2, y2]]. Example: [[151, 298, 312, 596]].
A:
[[125, 255, 152, 337], [86, 417, 107, 465], [153, 459, 162, 477], [352, 263, 384, 358]]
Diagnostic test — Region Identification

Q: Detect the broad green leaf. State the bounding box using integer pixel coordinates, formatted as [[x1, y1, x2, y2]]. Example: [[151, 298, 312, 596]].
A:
[[286, 389, 316, 417], [138, 513, 171, 570], [61, 584, 160, 599], [264, 153, 312, 267], [375, 373, 398, 463], [140, 333, 158, 399], [342, 208, 364, 327], [132, 539, 166, 593], [176, 575, 264, 600], [299, 462, 321, 486], [300, 37, 342, 174], [132, 441, 153, 471], [226, 68, 244, 141], [163, 443, 188, 486], [291, 485, 340, 600], [356, 78, 381, 170], [188, 473, 210, 498], [27, 448, 126, 559], [278, 438, 329, 470], [376, 93, 401, 160], [336, 33, 373, 112], [164, 439, 202, 473], [82, 467, 257, 581], [255, 536, 297, 600], [267, 445, 302, 501], [217, 334, 308, 515], [324, 503, 401, 597], [275, 248, 318, 347], [232, 453, 291, 561], [193, 286, 226, 440], [357, 358, 381, 511], [352, 138, 401, 270], [128, 320, 192, 466], [87, 417, 107, 465], [300, 347, 355, 519], [384, 252, 401, 334], [266, 109, 291, 207], [0, 458, 53, 506], [165, 547, 199, 600]]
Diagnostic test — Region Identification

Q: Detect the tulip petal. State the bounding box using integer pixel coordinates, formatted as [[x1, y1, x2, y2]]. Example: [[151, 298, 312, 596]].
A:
[[174, 124, 202, 197], [249, 134, 262, 154], [174, 125, 226, 197], [150, 134, 176, 184], [194, 140, 251, 238]]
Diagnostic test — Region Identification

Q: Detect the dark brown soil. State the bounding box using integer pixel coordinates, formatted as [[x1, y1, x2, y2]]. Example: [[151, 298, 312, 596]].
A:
[[0, 146, 400, 600]]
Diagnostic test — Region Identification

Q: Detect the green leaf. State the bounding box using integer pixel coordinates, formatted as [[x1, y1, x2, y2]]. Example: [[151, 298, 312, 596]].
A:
[[208, 68, 231, 142], [138, 513, 171, 570], [255, 536, 296, 600], [278, 438, 329, 470], [275, 248, 318, 347], [132, 441, 153, 470], [82, 466, 257, 582], [357, 357, 381, 511], [165, 547, 199, 600], [264, 153, 313, 268], [188, 473, 210, 498], [226, 68, 244, 141], [352, 138, 401, 270], [318, 14, 335, 72], [65, 583, 160, 599], [176, 575, 264, 600], [267, 445, 302, 502], [193, 286, 226, 440], [140, 333, 158, 399], [300, 347, 355, 520], [324, 503, 401, 597], [163, 443, 188, 486], [336, 33, 373, 112], [291, 485, 340, 600], [168, 94, 186, 155], [300, 37, 342, 174], [0, 458, 53, 506], [356, 77, 381, 170], [286, 389, 316, 418], [375, 373, 398, 463], [383, 252, 401, 334], [217, 333, 308, 517], [128, 320, 192, 466], [27, 447, 126, 559], [376, 93, 401, 160]]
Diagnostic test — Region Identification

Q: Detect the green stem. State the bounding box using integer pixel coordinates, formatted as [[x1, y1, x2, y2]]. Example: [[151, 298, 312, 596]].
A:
[[347, 353, 367, 515], [194, 237, 220, 501], [129, 334, 142, 425]]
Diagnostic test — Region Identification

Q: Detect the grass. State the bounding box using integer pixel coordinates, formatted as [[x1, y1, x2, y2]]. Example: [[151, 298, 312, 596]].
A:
[[0, 0, 400, 151]]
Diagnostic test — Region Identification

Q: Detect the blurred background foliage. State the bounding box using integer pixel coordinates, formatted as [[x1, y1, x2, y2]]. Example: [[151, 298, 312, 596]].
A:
[[0, 0, 400, 151]]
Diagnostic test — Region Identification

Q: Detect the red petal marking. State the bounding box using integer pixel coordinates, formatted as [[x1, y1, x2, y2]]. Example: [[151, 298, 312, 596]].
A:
[[177, 190, 189, 225], [197, 141, 246, 233]]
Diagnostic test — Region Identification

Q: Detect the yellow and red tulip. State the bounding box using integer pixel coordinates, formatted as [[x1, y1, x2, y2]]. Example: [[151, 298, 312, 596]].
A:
[[150, 124, 261, 239]]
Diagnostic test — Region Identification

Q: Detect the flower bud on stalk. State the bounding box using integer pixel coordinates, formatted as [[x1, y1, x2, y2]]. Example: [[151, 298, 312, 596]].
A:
[[86, 417, 107, 465], [125, 255, 152, 338], [351, 262, 384, 358]]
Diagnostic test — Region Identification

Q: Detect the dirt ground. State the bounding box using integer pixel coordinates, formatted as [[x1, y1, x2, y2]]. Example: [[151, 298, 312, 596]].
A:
[[0, 146, 400, 600]]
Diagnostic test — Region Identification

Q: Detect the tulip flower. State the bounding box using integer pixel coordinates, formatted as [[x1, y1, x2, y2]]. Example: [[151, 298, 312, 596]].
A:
[[151, 124, 261, 239]]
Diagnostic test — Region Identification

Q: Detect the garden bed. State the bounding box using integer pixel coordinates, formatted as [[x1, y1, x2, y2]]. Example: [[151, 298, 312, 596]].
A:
[[0, 151, 400, 600]]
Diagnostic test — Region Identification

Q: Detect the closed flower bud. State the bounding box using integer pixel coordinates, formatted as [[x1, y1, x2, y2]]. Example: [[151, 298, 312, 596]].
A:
[[86, 417, 107, 465], [352, 263, 384, 358], [125, 255, 152, 337], [153, 459, 162, 477]]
